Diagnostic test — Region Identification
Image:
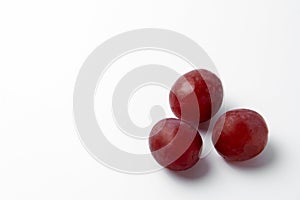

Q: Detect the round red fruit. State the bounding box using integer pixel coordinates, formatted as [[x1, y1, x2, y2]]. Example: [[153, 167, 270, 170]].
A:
[[149, 118, 203, 171], [212, 109, 268, 161], [169, 69, 223, 124]]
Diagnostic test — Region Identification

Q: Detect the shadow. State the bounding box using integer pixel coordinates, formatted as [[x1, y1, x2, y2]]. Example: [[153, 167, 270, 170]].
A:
[[197, 98, 239, 134], [222, 98, 241, 111], [197, 120, 211, 133], [165, 158, 211, 181], [225, 141, 278, 170]]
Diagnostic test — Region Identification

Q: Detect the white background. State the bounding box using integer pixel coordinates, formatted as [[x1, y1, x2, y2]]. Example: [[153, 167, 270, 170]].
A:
[[1, 0, 300, 199]]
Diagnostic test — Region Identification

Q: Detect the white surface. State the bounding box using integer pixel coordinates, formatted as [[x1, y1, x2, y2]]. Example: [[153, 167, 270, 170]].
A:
[[0, 0, 300, 199]]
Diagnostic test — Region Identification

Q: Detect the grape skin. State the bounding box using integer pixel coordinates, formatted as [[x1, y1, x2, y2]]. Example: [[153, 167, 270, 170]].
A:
[[212, 109, 268, 161], [149, 118, 203, 171], [169, 69, 223, 124]]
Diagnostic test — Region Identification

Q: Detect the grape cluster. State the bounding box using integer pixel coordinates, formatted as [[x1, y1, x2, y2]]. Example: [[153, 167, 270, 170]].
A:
[[149, 69, 268, 171]]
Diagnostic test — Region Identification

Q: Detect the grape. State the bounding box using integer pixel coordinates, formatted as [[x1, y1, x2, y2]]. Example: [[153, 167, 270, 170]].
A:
[[212, 109, 268, 161], [169, 69, 223, 124], [149, 118, 203, 171]]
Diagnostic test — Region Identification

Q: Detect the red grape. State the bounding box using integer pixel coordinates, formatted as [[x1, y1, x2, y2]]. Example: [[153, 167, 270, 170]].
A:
[[212, 109, 268, 161], [169, 69, 223, 124], [149, 118, 203, 171]]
